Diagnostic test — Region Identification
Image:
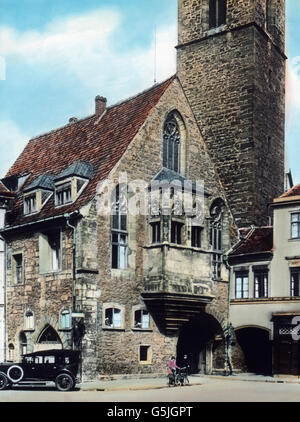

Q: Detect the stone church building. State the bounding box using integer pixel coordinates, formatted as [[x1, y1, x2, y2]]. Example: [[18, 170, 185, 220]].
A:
[[0, 0, 286, 380]]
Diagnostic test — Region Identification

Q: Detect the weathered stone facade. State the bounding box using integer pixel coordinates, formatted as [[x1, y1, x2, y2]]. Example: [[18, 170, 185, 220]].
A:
[[0, 0, 287, 381], [177, 0, 286, 227]]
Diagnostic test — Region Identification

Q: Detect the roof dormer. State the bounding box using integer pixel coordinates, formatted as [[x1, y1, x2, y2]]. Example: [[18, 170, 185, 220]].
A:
[[54, 161, 93, 208], [23, 174, 54, 216]]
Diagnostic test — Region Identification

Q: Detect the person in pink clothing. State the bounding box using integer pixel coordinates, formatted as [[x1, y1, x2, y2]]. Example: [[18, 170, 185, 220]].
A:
[[169, 356, 179, 375]]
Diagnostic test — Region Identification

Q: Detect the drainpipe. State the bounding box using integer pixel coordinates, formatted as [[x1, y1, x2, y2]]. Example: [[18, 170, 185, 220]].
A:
[[66, 212, 78, 320]]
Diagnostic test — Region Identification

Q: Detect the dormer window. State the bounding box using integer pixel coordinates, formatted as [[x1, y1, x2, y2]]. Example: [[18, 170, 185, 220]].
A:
[[23, 174, 54, 215], [24, 193, 37, 215], [54, 162, 93, 208], [55, 182, 72, 206]]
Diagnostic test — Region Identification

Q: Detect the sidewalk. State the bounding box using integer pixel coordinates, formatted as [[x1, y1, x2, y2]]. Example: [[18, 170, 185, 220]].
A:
[[78, 372, 300, 392]]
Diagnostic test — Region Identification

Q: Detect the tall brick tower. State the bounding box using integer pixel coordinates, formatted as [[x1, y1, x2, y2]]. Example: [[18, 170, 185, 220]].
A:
[[177, 0, 286, 227]]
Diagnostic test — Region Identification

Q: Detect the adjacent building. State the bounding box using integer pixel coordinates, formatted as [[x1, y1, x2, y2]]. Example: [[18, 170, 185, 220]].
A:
[[229, 184, 300, 375]]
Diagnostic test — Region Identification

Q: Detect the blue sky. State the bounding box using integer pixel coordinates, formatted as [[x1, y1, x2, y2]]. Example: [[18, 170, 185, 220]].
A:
[[0, 0, 299, 186]]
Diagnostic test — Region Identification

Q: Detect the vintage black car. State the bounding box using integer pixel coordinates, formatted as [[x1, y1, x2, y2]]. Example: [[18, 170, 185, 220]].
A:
[[0, 349, 80, 391]]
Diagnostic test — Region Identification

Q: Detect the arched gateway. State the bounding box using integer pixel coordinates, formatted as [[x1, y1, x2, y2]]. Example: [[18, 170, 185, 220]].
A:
[[176, 312, 225, 374]]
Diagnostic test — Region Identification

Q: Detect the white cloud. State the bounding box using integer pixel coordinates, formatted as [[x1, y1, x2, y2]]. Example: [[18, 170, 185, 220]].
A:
[[0, 120, 29, 177], [286, 56, 300, 129], [0, 9, 177, 101]]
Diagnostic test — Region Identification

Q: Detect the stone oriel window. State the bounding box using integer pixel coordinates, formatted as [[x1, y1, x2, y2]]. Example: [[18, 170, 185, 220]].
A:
[[139, 345, 152, 364], [209, 0, 227, 29], [111, 184, 128, 269], [291, 213, 300, 239], [291, 268, 300, 297], [235, 272, 249, 299], [39, 229, 61, 273], [12, 253, 23, 285]]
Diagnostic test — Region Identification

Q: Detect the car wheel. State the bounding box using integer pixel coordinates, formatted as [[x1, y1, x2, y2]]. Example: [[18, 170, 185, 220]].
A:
[[55, 373, 74, 392], [7, 365, 24, 383], [0, 372, 8, 390]]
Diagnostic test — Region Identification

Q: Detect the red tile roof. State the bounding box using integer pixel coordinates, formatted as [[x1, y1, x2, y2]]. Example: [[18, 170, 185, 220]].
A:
[[0, 181, 14, 198], [229, 227, 273, 256], [5, 77, 175, 227], [280, 184, 300, 198]]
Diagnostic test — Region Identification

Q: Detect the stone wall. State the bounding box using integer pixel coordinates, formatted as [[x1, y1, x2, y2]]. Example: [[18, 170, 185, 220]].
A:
[[5, 226, 74, 360], [90, 79, 230, 378]]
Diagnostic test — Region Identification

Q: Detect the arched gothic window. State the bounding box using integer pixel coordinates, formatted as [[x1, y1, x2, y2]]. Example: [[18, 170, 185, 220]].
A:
[[111, 184, 128, 269], [163, 113, 181, 173], [19, 332, 27, 356], [210, 200, 224, 280]]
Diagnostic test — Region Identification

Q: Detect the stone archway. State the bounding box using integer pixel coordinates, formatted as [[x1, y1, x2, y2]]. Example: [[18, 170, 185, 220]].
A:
[[176, 312, 225, 374], [235, 326, 272, 375]]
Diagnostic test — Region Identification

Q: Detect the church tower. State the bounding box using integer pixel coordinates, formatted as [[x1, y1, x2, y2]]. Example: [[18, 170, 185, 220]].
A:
[[177, 0, 286, 227]]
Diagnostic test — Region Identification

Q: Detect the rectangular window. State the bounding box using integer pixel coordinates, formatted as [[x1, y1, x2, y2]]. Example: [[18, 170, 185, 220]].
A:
[[60, 311, 71, 329], [151, 222, 161, 244], [235, 272, 249, 299], [171, 221, 183, 244], [39, 230, 61, 273], [55, 183, 72, 206], [139, 345, 151, 363], [105, 308, 122, 328], [24, 194, 37, 215], [13, 254, 23, 284], [111, 233, 128, 269], [291, 269, 300, 297], [134, 310, 150, 329], [212, 253, 222, 280], [209, 0, 227, 29], [254, 271, 268, 298], [191, 226, 202, 248], [291, 213, 300, 239]]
